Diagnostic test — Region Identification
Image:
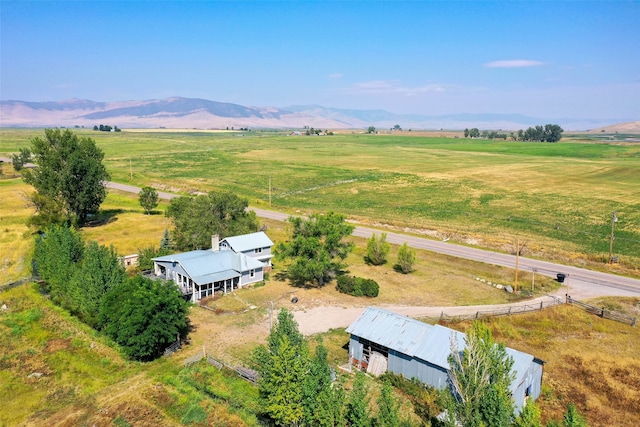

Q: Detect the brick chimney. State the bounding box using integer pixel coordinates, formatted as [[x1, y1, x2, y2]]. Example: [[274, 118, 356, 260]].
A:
[[211, 234, 219, 251]]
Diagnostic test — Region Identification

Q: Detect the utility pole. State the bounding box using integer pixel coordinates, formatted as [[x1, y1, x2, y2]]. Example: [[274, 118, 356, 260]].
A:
[[531, 267, 537, 292], [269, 177, 272, 207], [609, 211, 618, 264], [514, 238, 519, 292], [129, 159, 133, 181]]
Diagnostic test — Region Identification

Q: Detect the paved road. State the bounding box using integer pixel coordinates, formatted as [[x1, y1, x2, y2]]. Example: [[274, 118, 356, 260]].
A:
[[106, 181, 640, 299]]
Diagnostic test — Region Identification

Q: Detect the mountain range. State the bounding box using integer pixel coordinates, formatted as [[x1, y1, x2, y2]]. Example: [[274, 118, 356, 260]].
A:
[[0, 97, 633, 131]]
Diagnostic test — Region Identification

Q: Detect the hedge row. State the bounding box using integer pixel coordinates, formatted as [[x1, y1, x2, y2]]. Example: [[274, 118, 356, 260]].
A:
[[336, 276, 379, 297]]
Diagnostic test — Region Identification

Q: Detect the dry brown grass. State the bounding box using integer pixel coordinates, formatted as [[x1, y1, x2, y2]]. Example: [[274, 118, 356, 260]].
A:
[[447, 303, 640, 426], [0, 179, 35, 282]]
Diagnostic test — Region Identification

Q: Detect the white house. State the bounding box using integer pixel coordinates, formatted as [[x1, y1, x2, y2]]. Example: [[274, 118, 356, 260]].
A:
[[152, 232, 273, 302], [218, 231, 274, 268]]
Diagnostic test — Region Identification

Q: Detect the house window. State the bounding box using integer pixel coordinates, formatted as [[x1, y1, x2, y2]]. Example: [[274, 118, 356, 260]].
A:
[[250, 269, 255, 278], [255, 248, 263, 254]]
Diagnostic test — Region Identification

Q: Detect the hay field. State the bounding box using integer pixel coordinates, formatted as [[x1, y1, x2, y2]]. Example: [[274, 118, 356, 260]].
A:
[[2, 128, 639, 273]]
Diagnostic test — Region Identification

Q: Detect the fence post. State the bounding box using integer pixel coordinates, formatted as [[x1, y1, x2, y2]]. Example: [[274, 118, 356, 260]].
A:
[[540, 301, 543, 310]]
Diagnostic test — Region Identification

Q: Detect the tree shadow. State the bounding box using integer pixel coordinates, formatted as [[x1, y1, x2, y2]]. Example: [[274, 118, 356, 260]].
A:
[[363, 256, 388, 266], [83, 209, 124, 227], [392, 264, 411, 274]]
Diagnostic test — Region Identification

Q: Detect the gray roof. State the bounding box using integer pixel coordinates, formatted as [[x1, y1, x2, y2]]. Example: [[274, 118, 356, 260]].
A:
[[347, 307, 537, 386], [153, 249, 263, 286], [219, 231, 273, 252]]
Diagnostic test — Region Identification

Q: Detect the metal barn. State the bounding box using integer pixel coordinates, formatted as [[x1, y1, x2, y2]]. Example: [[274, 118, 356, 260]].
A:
[[346, 307, 544, 414]]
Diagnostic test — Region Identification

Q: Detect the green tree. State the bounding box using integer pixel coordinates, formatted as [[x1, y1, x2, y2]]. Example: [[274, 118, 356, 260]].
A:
[[544, 124, 564, 142], [138, 229, 173, 270], [562, 403, 588, 427], [395, 243, 416, 274], [346, 371, 371, 427], [366, 232, 390, 265], [69, 241, 125, 328], [275, 212, 354, 287], [446, 321, 515, 427], [100, 276, 189, 361], [160, 228, 172, 251], [23, 129, 110, 226], [33, 224, 84, 309], [302, 338, 344, 426], [367, 126, 376, 134], [11, 147, 31, 171], [514, 400, 542, 427], [253, 309, 308, 426], [166, 191, 259, 251], [376, 378, 401, 427], [464, 128, 470, 138], [139, 186, 159, 214]]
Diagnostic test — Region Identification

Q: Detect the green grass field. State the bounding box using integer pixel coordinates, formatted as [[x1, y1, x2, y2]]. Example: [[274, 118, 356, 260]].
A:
[[2, 128, 639, 272]]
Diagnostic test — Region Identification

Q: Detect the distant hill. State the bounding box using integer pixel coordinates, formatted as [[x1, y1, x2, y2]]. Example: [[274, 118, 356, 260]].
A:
[[582, 121, 640, 134], [0, 97, 633, 131]]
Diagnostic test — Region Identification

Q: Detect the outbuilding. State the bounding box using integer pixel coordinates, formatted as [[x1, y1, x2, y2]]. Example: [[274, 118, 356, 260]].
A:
[[346, 307, 544, 414]]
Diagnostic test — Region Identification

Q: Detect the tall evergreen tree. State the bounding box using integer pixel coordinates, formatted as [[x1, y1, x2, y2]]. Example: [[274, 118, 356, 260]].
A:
[[33, 225, 84, 309], [69, 241, 125, 328], [376, 378, 401, 427], [346, 371, 371, 427], [253, 309, 308, 426], [303, 339, 344, 426]]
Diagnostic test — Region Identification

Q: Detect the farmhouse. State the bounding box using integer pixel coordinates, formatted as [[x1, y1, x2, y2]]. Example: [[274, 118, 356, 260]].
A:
[[152, 232, 272, 302], [346, 307, 544, 414], [218, 231, 274, 269]]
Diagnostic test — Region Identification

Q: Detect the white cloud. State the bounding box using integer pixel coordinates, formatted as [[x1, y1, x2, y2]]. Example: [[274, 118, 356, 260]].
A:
[[327, 73, 343, 80], [346, 80, 447, 96], [484, 60, 544, 68]]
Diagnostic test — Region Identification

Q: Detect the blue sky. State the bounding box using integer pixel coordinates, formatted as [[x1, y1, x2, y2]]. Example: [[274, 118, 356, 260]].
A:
[[1, 1, 638, 120]]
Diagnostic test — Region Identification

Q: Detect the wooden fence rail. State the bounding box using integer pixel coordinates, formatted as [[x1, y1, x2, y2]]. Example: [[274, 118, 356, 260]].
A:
[[567, 296, 636, 327], [0, 277, 34, 292], [419, 296, 565, 323], [179, 350, 259, 385]]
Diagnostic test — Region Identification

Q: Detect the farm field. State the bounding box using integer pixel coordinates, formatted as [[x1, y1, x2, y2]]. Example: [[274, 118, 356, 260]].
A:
[[1, 165, 639, 426], [2, 128, 638, 275]]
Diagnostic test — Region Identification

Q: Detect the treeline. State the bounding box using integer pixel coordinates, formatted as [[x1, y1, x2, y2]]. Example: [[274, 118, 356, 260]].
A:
[[464, 124, 564, 142], [34, 225, 189, 361], [93, 124, 121, 132]]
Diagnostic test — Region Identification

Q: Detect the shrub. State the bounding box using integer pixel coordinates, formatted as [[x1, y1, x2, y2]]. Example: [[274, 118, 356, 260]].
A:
[[336, 276, 379, 297]]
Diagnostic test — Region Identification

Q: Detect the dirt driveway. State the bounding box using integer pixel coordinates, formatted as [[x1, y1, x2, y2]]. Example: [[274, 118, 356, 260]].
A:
[[291, 277, 640, 335]]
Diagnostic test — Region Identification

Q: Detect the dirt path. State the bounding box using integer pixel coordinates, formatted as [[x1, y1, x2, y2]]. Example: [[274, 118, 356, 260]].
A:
[[291, 278, 640, 335]]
